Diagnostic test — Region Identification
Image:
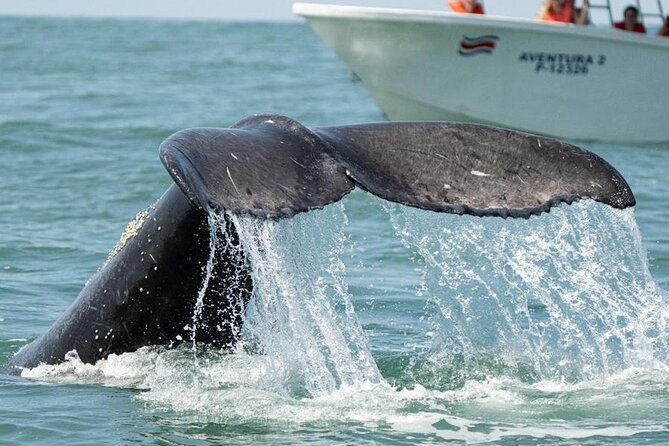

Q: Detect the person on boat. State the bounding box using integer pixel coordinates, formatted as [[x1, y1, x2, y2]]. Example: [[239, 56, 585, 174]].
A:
[[573, 6, 591, 25], [658, 15, 669, 36], [538, 0, 590, 25], [448, 0, 484, 14], [613, 6, 646, 33]]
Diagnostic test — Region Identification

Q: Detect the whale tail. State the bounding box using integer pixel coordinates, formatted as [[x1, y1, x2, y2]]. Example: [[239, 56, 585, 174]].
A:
[[160, 114, 634, 220], [2, 114, 635, 375]]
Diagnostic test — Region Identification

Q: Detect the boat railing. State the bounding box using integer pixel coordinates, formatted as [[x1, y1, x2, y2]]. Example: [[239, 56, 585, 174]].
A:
[[589, 0, 614, 23], [635, 0, 666, 23], [589, 0, 665, 25]]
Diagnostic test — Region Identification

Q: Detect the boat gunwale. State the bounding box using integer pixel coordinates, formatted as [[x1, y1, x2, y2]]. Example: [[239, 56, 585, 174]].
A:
[[293, 2, 669, 49]]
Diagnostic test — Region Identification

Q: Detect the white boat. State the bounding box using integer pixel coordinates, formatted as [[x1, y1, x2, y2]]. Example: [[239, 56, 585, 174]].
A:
[[294, 3, 669, 144]]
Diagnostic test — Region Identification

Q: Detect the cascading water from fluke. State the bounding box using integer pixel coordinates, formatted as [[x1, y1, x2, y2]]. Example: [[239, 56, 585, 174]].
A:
[[231, 204, 384, 396], [190, 212, 250, 355], [382, 200, 669, 385], [227, 203, 383, 397]]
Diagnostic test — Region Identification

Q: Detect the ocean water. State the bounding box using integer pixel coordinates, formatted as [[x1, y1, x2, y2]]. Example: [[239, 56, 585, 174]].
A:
[[1, 15, 669, 445]]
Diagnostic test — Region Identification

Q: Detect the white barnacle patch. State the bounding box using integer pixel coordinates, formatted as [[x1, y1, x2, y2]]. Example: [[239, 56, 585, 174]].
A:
[[443, 184, 452, 190], [538, 139, 542, 147], [105, 206, 154, 264], [470, 170, 491, 177], [264, 119, 275, 124]]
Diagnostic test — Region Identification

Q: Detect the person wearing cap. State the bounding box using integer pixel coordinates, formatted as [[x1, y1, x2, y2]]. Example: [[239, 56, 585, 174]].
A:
[[613, 6, 646, 33], [538, 0, 590, 25], [448, 0, 484, 14]]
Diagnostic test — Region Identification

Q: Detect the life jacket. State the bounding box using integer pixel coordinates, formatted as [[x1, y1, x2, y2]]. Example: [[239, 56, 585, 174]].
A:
[[538, 0, 574, 23], [448, 1, 484, 14], [613, 21, 647, 33]]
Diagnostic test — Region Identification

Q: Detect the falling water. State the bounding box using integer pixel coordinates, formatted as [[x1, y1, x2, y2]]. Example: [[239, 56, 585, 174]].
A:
[[190, 212, 249, 353], [382, 200, 669, 386], [190, 213, 220, 351], [229, 203, 383, 397]]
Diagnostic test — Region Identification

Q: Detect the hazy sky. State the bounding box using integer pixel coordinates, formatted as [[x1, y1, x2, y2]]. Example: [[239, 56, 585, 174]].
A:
[[0, 0, 651, 22]]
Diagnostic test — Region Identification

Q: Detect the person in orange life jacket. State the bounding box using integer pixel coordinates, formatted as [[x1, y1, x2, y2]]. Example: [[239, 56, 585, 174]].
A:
[[448, 0, 484, 14], [538, 0, 590, 25], [658, 15, 669, 36], [613, 6, 646, 33]]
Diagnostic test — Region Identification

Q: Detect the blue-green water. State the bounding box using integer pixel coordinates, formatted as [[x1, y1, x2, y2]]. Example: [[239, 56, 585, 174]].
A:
[[2, 16, 669, 445]]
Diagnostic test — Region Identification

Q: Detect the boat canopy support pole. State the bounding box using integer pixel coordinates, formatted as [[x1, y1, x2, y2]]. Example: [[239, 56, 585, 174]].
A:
[[589, 0, 613, 24], [634, 0, 665, 23]]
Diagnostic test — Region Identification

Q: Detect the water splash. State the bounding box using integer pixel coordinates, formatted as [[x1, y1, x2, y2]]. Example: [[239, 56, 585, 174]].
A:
[[190, 213, 219, 351], [383, 200, 669, 385], [190, 211, 250, 355], [230, 203, 382, 397]]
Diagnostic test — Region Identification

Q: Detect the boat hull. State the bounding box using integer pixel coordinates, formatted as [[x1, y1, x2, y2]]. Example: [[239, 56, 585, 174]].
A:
[[295, 3, 669, 143]]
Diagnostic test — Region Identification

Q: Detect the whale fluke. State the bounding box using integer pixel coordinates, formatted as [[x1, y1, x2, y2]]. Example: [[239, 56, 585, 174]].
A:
[[314, 122, 635, 217], [2, 114, 635, 375], [161, 115, 634, 220], [160, 115, 355, 219]]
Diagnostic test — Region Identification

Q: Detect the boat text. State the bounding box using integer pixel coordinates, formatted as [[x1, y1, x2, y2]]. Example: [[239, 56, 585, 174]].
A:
[[519, 52, 606, 75]]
